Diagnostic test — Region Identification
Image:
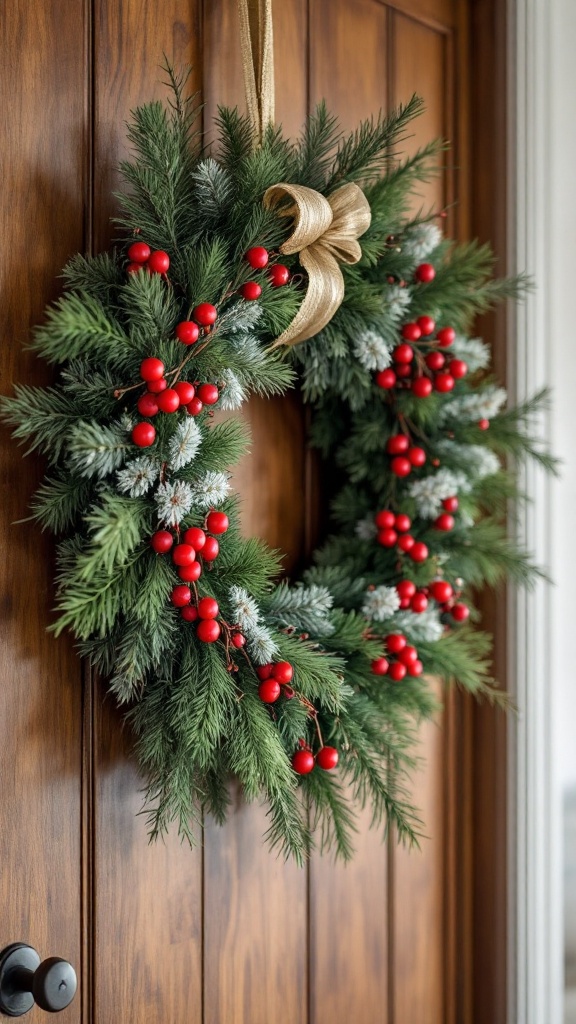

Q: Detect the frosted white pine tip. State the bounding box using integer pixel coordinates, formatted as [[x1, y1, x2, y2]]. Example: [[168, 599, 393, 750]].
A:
[[392, 607, 444, 644], [116, 456, 160, 497], [362, 585, 401, 622], [439, 387, 507, 426], [154, 480, 194, 526], [229, 585, 261, 632], [230, 303, 262, 333], [219, 369, 247, 411], [408, 468, 470, 519], [246, 624, 279, 665], [402, 222, 443, 261], [353, 329, 393, 371], [383, 283, 412, 320], [168, 419, 202, 471], [449, 335, 491, 372], [118, 410, 136, 432], [436, 441, 501, 480], [187, 470, 230, 510], [355, 516, 378, 541], [302, 584, 334, 616]]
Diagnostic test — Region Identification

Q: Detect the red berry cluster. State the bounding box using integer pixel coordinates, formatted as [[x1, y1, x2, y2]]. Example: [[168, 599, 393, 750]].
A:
[[292, 740, 339, 775], [240, 246, 290, 301], [371, 633, 423, 681], [385, 433, 426, 478], [255, 660, 295, 702], [434, 495, 459, 532], [396, 579, 429, 613], [131, 356, 221, 446], [375, 509, 429, 563], [376, 319, 466, 397], [152, 511, 229, 627], [425, 579, 470, 622], [174, 302, 218, 348], [126, 241, 170, 276]]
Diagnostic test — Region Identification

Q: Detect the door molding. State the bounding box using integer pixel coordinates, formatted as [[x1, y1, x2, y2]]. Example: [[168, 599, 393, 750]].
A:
[[507, 1, 563, 1020]]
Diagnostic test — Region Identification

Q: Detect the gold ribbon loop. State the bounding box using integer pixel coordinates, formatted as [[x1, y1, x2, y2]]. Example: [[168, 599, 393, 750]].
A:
[[263, 181, 372, 348], [237, 0, 275, 144]]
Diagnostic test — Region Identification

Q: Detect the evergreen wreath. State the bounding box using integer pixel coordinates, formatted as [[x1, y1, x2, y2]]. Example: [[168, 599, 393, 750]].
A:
[[0, 66, 555, 862]]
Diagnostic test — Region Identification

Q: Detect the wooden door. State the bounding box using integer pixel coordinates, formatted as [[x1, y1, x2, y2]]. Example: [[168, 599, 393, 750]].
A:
[[0, 2, 480, 1022]]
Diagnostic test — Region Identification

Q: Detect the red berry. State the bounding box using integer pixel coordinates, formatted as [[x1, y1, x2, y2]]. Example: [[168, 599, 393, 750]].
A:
[[292, 749, 315, 775], [197, 619, 221, 643], [175, 321, 200, 345], [408, 446, 426, 467], [409, 541, 429, 563], [147, 377, 168, 393], [401, 323, 422, 341], [411, 377, 433, 398], [256, 664, 272, 680], [385, 634, 407, 654], [371, 657, 389, 676], [430, 580, 453, 603], [174, 381, 195, 404], [442, 496, 459, 513], [410, 592, 428, 613], [172, 543, 196, 566], [375, 368, 396, 389], [156, 388, 180, 413], [417, 315, 436, 336], [184, 527, 206, 551], [396, 580, 416, 600], [240, 281, 262, 300], [389, 662, 407, 681], [259, 679, 281, 703], [478, 418, 490, 430], [375, 509, 395, 529], [386, 434, 410, 455], [391, 456, 412, 477], [127, 241, 151, 264], [272, 661, 293, 684], [140, 357, 165, 382], [181, 605, 199, 622], [148, 250, 170, 274], [178, 561, 202, 582], [202, 536, 220, 561], [377, 528, 398, 547], [206, 510, 229, 535], [434, 373, 455, 393], [434, 513, 455, 531], [408, 660, 423, 677], [398, 645, 418, 667], [132, 422, 156, 447], [187, 397, 203, 416], [192, 303, 218, 326], [127, 262, 146, 274], [449, 359, 468, 379], [246, 246, 269, 269], [316, 746, 339, 770], [415, 262, 436, 283], [397, 534, 415, 552], [171, 585, 191, 607], [197, 383, 219, 405], [395, 364, 412, 379], [394, 513, 411, 533], [150, 530, 173, 554], [437, 326, 456, 347], [231, 632, 246, 648], [137, 393, 159, 417], [451, 603, 470, 622], [198, 596, 219, 619], [425, 351, 445, 371], [269, 264, 290, 287], [393, 343, 414, 364]]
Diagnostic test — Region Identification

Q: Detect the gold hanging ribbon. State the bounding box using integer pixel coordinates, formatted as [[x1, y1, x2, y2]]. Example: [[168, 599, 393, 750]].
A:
[[263, 182, 372, 348], [237, 0, 372, 346], [237, 0, 275, 144]]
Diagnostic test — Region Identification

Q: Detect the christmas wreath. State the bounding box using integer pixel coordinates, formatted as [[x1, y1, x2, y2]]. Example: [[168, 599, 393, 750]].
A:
[[0, 53, 553, 861]]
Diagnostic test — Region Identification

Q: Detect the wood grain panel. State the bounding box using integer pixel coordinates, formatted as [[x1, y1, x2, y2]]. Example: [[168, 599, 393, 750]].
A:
[[310, 0, 388, 130], [381, 0, 455, 30], [390, 682, 445, 1023], [0, 3, 86, 1021], [390, 12, 448, 219], [310, 801, 388, 1024], [203, 789, 307, 1024]]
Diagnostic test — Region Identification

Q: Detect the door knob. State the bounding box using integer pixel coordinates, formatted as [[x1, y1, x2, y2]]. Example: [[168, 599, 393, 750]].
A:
[[0, 943, 77, 1016]]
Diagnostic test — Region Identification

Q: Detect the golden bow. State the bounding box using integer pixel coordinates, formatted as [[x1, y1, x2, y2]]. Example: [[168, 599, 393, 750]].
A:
[[263, 181, 372, 349]]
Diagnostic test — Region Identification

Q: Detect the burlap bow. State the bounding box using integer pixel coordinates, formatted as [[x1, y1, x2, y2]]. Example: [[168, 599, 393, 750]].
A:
[[263, 181, 372, 348]]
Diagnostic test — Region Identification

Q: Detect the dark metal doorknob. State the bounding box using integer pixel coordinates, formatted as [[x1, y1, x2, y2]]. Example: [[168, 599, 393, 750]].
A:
[[0, 944, 77, 1016]]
